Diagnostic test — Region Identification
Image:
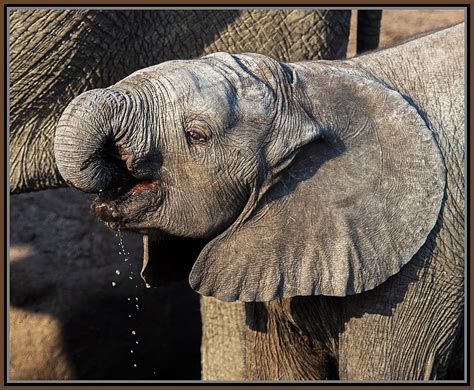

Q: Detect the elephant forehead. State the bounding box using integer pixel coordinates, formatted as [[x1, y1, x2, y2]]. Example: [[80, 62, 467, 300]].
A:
[[123, 60, 228, 90], [120, 60, 236, 110]]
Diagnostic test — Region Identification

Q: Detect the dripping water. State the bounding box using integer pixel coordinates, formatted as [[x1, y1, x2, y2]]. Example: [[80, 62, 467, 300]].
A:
[[113, 227, 158, 377], [115, 228, 141, 371]]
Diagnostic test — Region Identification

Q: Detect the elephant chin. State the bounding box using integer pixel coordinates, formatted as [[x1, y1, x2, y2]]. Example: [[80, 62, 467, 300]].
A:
[[140, 234, 208, 288], [90, 180, 161, 226]]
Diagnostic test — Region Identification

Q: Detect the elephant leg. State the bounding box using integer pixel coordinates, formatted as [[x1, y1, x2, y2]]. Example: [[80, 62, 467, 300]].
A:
[[356, 10, 382, 53], [243, 299, 339, 380], [200, 297, 246, 380], [445, 319, 464, 379], [338, 248, 464, 380]]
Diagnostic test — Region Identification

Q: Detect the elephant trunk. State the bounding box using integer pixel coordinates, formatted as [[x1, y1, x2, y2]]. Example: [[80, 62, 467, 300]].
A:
[[54, 88, 133, 193]]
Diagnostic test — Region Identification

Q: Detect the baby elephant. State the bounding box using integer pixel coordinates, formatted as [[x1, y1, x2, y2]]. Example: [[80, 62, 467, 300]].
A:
[[55, 24, 464, 380]]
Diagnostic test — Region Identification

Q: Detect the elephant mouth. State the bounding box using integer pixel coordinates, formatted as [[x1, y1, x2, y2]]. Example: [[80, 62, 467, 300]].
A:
[[90, 181, 204, 288], [89, 177, 211, 289], [90, 180, 160, 226]]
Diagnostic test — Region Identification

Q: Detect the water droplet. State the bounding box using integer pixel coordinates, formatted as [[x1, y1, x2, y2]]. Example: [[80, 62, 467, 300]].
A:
[[131, 330, 136, 335], [127, 298, 131, 301], [111, 282, 116, 287], [130, 349, 134, 353], [115, 270, 121, 275], [129, 276, 133, 280], [133, 363, 137, 368], [129, 315, 132, 318], [124, 258, 128, 262], [136, 341, 139, 344], [135, 297, 139, 301]]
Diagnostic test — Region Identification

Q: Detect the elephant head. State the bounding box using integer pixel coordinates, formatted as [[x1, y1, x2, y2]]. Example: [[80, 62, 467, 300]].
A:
[[54, 52, 445, 302]]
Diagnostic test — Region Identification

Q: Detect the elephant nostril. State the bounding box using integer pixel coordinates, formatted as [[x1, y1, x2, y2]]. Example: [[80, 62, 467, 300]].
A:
[[117, 145, 132, 164], [102, 143, 128, 167], [95, 141, 135, 182]]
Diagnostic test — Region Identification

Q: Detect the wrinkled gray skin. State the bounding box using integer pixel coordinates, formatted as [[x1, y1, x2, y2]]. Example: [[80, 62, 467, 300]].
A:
[[10, 9, 383, 379], [10, 9, 381, 194], [54, 24, 464, 380]]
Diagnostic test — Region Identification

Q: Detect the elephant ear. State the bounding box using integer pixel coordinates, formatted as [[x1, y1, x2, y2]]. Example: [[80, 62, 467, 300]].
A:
[[189, 61, 446, 302]]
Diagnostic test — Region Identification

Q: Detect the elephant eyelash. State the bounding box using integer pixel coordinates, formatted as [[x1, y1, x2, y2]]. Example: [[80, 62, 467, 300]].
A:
[[186, 129, 208, 145]]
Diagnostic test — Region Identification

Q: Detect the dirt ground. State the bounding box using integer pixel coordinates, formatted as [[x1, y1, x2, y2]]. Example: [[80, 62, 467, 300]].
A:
[[9, 9, 465, 380], [347, 9, 464, 57]]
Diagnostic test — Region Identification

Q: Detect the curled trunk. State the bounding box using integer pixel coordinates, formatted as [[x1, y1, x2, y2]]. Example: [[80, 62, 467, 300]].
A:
[[54, 88, 130, 193]]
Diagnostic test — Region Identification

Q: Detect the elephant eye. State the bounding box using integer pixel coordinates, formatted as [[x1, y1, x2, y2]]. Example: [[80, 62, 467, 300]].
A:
[[186, 129, 208, 145]]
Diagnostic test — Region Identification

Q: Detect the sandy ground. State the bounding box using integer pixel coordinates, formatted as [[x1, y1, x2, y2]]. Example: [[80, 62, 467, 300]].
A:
[[9, 9, 465, 380], [347, 9, 464, 57]]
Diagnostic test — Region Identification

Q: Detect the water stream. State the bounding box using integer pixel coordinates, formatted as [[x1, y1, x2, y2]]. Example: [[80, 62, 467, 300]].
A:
[[110, 228, 159, 378], [115, 228, 140, 371]]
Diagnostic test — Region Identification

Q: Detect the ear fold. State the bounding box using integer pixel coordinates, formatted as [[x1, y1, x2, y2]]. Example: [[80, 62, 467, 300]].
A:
[[189, 61, 445, 302]]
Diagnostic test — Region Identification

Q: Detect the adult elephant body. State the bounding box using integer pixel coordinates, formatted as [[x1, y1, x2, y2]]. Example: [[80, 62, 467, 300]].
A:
[[54, 23, 464, 380], [10, 9, 381, 193]]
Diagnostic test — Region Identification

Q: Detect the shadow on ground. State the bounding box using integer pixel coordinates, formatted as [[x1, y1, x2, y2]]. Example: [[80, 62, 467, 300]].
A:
[[9, 189, 201, 380]]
